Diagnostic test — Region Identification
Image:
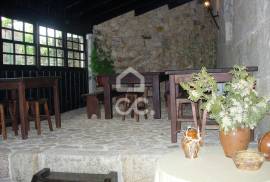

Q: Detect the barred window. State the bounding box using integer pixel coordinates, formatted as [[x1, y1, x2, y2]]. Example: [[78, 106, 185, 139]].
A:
[[1, 16, 86, 68], [39, 26, 64, 66], [66, 33, 85, 68], [1, 16, 35, 65]]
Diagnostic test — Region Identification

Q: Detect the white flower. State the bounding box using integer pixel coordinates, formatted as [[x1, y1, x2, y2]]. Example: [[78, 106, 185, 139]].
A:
[[190, 90, 199, 99], [221, 115, 231, 129]]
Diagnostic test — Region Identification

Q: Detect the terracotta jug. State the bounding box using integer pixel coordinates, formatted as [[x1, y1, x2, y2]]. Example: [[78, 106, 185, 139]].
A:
[[181, 127, 201, 159], [258, 131, 270, 160], [219, 128, 250, 158]]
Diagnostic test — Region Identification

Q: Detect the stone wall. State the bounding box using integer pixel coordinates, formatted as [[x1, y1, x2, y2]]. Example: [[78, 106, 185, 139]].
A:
[[93, 1, 217, 72], [217, 0, 270, 138]]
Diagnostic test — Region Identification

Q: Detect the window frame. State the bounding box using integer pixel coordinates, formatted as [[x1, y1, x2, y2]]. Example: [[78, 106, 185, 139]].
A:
[[66, 33, 86, 69], [0, 16, 36, 66], [38, 25, 65, 67]]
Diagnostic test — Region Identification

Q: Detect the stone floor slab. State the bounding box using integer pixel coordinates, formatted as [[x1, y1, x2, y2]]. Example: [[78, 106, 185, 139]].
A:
[[0, 107, 222, 182]]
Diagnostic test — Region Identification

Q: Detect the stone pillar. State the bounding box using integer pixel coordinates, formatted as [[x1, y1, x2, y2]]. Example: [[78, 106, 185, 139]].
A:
[[86, 33, 96, 94]]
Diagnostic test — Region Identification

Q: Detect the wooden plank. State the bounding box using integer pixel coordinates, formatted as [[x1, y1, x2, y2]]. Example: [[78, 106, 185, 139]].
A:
[[103, 76, 112, 119], [169, 75, 177, 143], [165, 66, 258, 75], [152, 75, 161, 119], [175, 72, 233, 83]]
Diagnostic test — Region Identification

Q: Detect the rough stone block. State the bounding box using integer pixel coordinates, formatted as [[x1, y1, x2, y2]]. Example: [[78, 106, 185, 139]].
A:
[[10, 150, 39, 182], [121, 154, 162, 182], [0, 147, 11, 178], [38, 149, 124, 182]]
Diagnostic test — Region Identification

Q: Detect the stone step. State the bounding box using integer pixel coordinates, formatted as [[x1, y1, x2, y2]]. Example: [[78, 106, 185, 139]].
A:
[[0, 178, 12, 182], [9, 148, 166, 182], [0, 147, 11, 179]]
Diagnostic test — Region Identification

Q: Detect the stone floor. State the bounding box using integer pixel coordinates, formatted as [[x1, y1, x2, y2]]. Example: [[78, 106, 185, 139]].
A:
[[0, 106, 222, 182]]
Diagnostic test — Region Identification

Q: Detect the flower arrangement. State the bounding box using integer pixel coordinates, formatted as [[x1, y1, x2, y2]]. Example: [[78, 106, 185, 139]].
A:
[[180, 65, 270, 133]]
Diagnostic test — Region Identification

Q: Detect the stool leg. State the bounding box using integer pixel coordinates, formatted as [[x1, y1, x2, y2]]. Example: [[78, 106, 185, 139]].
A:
[[250, 129, 254, 142], [144, 111, 148, 120], [34, 102, 41, 135], [191, 102, 198, 128], [44, 101, 53, 131], [198, 101, 202, 128], [133, 95, 139, 122], [176, 102, 181, 131], [178, 103, 183, 119], [122, 101, 127, 121], [26, 102, 31, 131], [95, 97, 101, 119], [30, 103, 38, 130], [201, 110, 208, 144], [0, 105, 7, 140], [135, 112, 139, 122], [9, 101, 18, 136]]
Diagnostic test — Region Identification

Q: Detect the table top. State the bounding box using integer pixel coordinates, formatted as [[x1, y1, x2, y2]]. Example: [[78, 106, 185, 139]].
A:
[[155, 146, 270, 182], [99, 71, 165, 77], [104, 71, 167, 84], [165, 66, 258, 75], [0, 76, 60, 82]]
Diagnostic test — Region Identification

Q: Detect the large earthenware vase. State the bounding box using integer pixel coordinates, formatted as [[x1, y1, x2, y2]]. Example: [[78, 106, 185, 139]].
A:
[[258, 131, 270, 160], [219, 128, 250, 158]]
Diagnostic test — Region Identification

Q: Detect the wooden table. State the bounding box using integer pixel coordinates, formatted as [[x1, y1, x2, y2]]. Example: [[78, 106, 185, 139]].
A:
[[0, 77, 61, 139], [155, 146, 270, 182], [165, 67, 258, 143], [101, 72, 168, 119]]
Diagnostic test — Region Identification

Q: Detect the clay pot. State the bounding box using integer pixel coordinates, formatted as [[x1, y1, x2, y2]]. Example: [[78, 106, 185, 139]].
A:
[[219, 128, 250, 158], [258, 131, 270, 160]]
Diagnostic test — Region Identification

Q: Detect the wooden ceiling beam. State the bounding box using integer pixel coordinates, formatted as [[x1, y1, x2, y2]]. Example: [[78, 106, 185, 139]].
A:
[[75, 0, 115, 16], [0, 0, 194, 33], [80, 0, 143, 24], [65, 0, 82, 10], [167, 0, 192, 9], [134, 0, 168, 16]]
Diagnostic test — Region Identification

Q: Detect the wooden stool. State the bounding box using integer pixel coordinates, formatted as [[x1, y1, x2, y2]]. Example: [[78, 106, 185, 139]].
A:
[[82, 93, 101, 119], [119, 92, 148, 122], [0, 104, 7, 140], [0, 100, 18, 140], [26, 99, 53, 135], [176, 98, 199, 130]]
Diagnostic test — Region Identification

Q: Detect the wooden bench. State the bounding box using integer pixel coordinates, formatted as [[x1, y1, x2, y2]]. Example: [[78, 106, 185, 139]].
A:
[[31, 168, 118, 182]]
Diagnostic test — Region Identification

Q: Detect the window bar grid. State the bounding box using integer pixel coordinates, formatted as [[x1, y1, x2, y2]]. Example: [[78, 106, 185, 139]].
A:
[[1, 16, 86, 68]]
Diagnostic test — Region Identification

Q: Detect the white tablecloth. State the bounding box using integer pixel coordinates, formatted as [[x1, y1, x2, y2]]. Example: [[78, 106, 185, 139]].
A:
[[155, 146, 270, 182]]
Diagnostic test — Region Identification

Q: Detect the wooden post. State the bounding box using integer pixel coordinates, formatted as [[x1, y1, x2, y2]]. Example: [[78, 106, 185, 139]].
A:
[[103, 76, 112, 119], [18, 81, 27, 139], [169, 75, 177, 143], [152, 75, 161, 119], [53, 80, 61, 128]]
